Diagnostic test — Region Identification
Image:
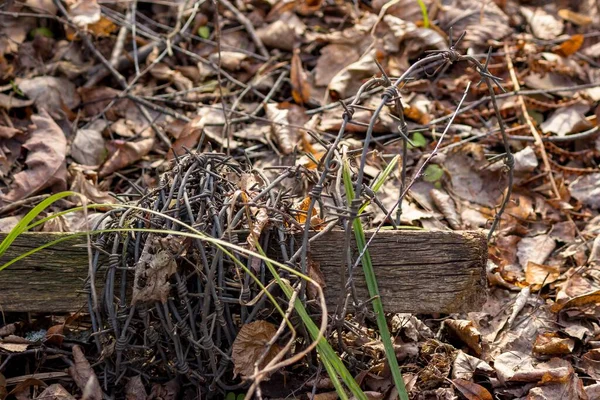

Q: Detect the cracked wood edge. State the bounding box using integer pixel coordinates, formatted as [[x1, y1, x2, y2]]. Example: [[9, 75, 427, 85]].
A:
[[0, 230, 487, 313]]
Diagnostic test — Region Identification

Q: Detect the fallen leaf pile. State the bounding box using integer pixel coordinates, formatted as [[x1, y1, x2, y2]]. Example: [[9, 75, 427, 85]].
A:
[[1, 0, 600, 398]]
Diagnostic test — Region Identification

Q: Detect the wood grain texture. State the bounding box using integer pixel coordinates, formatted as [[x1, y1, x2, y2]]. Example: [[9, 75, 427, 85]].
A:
[[0, 230, 487, 313], [310, 229, 487, 314]]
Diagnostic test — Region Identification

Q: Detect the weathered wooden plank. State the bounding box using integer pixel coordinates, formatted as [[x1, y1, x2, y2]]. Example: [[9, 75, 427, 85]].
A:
[[0, 230, 487, 313]]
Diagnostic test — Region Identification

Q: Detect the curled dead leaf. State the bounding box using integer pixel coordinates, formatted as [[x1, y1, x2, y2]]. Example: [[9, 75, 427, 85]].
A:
[[291, 48, 310, 104], [232, 320, 282, 380], [533, 332, 574, 356]]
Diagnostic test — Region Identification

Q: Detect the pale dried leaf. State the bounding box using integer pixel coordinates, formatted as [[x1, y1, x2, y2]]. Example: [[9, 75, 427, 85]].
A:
[[521, 7, 564, 40], [17, 76, 81, 119], [525, 262, 560, 289], [34, 384, 76, 400], [328, 49, 379, 100], [517, 235, 556, 269], [569, 173, 600, 209], [540, 104, 593, 136], [452, 351, 493, 381], [68, 0, 101, 28], [132, 241, 178, 304], [71, 123, 107, 166], [265, 103, 298, 155], [68, 345, 101, 400]]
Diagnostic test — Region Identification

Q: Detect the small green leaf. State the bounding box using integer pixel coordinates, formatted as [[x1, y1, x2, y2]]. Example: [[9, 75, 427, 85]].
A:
[[198, 26, 210, 39], [225, 393, 236, 400], [409, 132, 427, 149], [29, 27, 54, 39], [423, 164, 444, 182], [237, 395, 245, 400]]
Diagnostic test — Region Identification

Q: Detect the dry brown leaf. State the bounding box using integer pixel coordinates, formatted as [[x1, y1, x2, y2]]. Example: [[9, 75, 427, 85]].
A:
[[17, 76, 81, 119], [99, 138, 154, 177], [452, 351, 493, 381], [35, 384, 76, 400], [452, 378, 493, 400], [247, 208, 269, 251], [131, 240, 178, 304], [71, 123, 107, 166], [8, 378, 47, 399], [265, 103, 298, 155], [148, 379, 178, 400], [0, 110, 67, 205], [69, 167, 117, 205], [552, 34, 584, 57], [533, 332, 574, 356], [558, 9, 593, 26], [125, 376, 147, 400], [541, 104, 593, 136], [444, 319, 482, 356], [87, 16, 116, 37], [553, 289, 600, 312], [44, 324, 65, 346], [517, 235, 556, 270], [314, 44, 359, 87], [0, 373, 6, 400], [569, 173, 600, 209], [525, 262, 560, 289], [291, 48, 310, 104], [232, 320, 282, 380], [68, 345, 102, 400]]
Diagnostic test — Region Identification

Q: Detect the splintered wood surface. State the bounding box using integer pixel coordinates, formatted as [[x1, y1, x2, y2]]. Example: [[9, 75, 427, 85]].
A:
[[0, 230, 487, 314]]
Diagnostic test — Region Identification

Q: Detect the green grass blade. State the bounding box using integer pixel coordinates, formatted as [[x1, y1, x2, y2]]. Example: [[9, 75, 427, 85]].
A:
[[0, 191, 78, 257], [416, 0, 429, 28], [359, 155, 399, 215], [343, 159, 408, 400]]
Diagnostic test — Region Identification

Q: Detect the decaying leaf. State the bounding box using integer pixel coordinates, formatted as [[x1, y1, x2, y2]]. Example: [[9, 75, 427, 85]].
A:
[[131, 237, 179, 304], [443, 319, 482, 356], [517, 235, 556, 269], [99, 138, 154, 177], [452, 351, 493, 381], [533, 332, 574, 356], [569, 173, 600, 209], [17, 76, 81, 119], [314, 44, 359, 87], [125, 376, 147, 400], [247, 208, 269, 251], [265, 103, 299, 155], [290, 48, 310, 104], [452, 378, 493, 400], [232, 320, 282, 380], [69, 345, 102, 400], [0, 110, 67, 205], [35, 384, 76, 400], [521, 7, 564, 40]]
